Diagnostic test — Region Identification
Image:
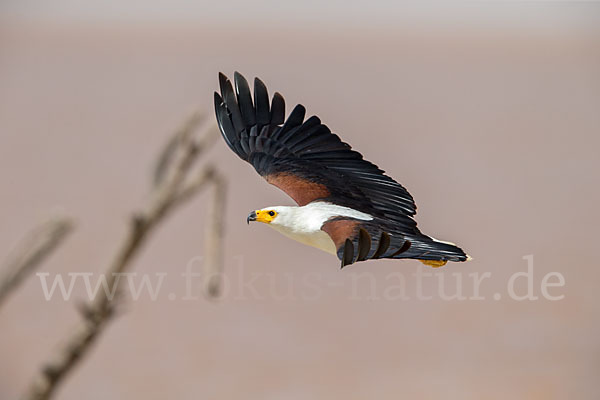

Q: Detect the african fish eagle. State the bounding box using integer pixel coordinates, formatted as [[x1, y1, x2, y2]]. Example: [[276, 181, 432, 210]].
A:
[[214, 72, 470, 268]]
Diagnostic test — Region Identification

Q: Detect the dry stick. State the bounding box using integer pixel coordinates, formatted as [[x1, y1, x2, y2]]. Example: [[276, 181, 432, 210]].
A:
[[0, 218, 73, 309], [202, 168, 227, 297], [173, 163, 226, 297], [153, 111, 204, 187], [170, 164, 226, 297], [154, 112, 218, 188], [23, 117, 225, 400]]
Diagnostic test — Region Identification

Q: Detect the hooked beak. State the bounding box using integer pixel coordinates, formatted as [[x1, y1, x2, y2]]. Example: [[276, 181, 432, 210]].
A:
[[247, 210, 257, 224]]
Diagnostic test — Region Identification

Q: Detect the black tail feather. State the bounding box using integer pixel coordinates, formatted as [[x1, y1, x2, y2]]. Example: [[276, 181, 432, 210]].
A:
[[397, 234, 469, 262]]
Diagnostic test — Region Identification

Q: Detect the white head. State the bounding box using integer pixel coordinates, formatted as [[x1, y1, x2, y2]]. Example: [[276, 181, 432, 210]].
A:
[[246, 206, 296, 226]]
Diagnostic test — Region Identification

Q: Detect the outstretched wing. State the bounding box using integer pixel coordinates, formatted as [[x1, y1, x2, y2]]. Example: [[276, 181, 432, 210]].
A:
[[214, 72, 416, 226]]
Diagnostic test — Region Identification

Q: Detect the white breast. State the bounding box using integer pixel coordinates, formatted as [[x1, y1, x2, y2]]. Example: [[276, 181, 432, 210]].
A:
[[266, 202, 373, 255]]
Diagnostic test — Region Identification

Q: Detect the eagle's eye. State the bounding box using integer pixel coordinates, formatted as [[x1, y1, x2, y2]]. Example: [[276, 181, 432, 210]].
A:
[[268, 211, 275, 217]]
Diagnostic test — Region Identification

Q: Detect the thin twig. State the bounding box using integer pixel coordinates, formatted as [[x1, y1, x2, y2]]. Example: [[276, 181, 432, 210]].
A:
[[153, 113, 219, 188], [23, 115, 226, 400], [171, 163, 226, 297], [0, 218, 73, 309], [197, 167, 227, 297], [153, 111, 204, 187]]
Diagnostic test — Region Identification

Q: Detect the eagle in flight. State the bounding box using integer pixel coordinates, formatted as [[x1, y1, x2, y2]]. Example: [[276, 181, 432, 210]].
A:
[[214, 72, 470, 268]]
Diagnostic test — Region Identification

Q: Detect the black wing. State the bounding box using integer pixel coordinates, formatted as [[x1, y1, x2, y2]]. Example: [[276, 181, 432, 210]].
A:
[[214, 72, 417, 230]]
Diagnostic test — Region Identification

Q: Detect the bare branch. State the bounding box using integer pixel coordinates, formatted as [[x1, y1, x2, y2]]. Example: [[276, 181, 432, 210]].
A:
[[153, 111, 204, 187], [0, 218, 73, 308], [202, 169, 226, 298], [153, 113, 219, 188], [22, 115, 226, 400], [167, 163, 226, 298]]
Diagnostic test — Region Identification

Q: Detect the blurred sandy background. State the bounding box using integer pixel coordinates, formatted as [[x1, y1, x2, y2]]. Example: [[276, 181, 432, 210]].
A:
[[1, 2, 599, 399]]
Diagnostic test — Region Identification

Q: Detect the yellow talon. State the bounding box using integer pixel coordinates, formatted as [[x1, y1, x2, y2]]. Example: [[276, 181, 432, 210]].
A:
[[420, 259, 447, 268]]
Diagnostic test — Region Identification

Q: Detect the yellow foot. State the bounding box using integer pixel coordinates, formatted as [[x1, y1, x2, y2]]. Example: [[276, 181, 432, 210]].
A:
[[419, 259, 447, 268]]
